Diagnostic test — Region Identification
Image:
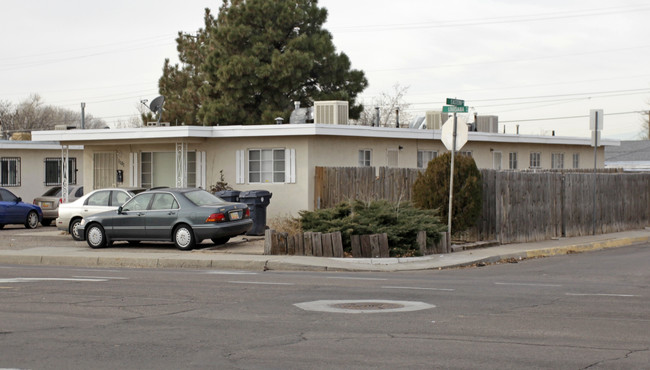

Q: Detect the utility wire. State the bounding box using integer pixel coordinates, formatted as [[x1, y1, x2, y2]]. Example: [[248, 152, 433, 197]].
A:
[[329, 5, 650, 33], [499, 110, 644, 123]]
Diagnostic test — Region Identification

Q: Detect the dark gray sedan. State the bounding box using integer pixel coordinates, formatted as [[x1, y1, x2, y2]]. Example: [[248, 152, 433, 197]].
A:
[[77, 188, 252, 250]]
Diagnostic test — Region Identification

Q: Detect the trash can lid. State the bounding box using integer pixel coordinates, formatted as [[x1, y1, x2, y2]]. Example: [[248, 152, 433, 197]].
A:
[[239, 190, 272, 198], [214, 190, 241, 196]]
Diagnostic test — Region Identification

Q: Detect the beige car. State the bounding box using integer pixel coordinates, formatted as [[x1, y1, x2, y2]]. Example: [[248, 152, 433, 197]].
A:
[[33, 186, 84, 226], [56, 188, 143, 240]]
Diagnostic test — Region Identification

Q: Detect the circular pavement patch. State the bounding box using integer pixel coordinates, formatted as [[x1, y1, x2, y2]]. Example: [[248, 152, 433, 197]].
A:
[[294, 299, 435, 313]]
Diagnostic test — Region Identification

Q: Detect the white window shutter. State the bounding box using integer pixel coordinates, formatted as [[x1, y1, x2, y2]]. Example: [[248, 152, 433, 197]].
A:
[[236, 150, 245, 184], [197, 151, 207, 189], [285, 148, 296, 183], [129, 152, 138, 187]]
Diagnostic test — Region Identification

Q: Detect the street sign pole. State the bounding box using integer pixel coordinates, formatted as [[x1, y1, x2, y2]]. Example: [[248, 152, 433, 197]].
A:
[[447, 112, 457, 253], [441, 98, 468, 252], [591, 110, 601, 236], [590, 109, 603, 236]]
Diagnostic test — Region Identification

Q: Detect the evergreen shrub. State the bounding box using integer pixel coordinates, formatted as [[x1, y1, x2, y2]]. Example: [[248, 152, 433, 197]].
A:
[[299, 199, 445, 257], [412, 152, 482, 233]]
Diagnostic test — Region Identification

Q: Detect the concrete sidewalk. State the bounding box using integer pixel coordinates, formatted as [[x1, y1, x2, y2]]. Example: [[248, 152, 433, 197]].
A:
[[0, 227, 648, 272]]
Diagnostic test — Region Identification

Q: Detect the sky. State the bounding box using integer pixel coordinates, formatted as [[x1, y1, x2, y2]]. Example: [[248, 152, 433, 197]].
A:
[[1, 0, 649, 139]]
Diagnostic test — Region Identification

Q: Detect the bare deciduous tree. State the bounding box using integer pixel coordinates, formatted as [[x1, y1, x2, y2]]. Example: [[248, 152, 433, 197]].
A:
[[641, 110, 650, 140], [352, 84, 412, 128], [0, 95, 107, 138]]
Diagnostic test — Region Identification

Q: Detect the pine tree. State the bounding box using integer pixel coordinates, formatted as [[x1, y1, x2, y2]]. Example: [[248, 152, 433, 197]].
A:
[[159, 0, 368, 126]]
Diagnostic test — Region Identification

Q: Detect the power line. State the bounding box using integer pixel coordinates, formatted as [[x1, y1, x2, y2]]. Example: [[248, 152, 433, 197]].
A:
[[329, 5, 650, 33], [51, 90, 158, 107], [0, 81, 157, 97], [0, 41, 173, 72], [365, 44, 650, 73], [499, 110, 644, 123], [0, 34, 175, 63]]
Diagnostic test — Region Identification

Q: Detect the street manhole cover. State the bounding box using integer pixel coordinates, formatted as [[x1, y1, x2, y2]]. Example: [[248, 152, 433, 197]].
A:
[[331, 302, 404, 310], [294, 300, 435, 314]]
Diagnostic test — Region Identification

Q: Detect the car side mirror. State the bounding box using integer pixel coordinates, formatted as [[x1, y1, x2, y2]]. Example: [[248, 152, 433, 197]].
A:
[[118, 206, 123, 214], [16, 197, 22, 203]]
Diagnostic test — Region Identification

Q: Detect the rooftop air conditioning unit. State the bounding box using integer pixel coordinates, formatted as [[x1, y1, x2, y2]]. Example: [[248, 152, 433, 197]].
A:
[[425, 111, 448, 130], [476, 116, 498, 133], [314, 101, 349, 125], [55, 125, 76, 130]]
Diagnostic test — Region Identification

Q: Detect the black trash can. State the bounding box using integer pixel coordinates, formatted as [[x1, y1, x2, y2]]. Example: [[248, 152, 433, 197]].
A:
[[238, 190, 272, 236], [215, 190, 241, 203]]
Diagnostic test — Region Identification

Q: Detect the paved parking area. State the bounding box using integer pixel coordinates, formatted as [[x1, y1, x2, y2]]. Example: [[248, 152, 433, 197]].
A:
[[0, 225, 265, 254]]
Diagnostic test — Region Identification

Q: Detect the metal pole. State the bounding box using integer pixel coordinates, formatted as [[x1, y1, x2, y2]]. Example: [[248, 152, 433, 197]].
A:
[[592, 111, 598, 235], [395, 107, 400, 128], [61, 145, 69, 203], [447, 112, 457, 252], [81, 102, 86, 129]]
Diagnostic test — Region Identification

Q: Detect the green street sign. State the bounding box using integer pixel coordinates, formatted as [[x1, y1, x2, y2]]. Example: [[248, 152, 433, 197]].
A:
[[446, 98, 464, 107], [442, 105, 468, 113]]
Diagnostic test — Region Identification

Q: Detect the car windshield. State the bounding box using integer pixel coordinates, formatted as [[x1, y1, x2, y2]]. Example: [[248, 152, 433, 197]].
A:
[[42, 187, 62, 197], [184, 189, 226, 206]]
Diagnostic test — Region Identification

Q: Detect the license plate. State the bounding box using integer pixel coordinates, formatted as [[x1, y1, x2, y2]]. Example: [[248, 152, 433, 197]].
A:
[[42, 203, 51, 208], [229, 211, 240, 220]]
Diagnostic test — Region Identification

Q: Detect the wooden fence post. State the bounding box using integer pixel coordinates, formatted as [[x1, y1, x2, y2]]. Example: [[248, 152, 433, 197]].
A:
[[264, 229, 274, 255], [351, 235, 361, 257], [312, 232, 323, 256], [360, 235, 371, 257], [321, 233, 333, 257], [417, 230, 427, 255], [270, 232, 287, 255], [370, 234, 380, 258], [379, 233, 389, 257], [331, 232, 344, 257], [295, 233, 305, 256], [304, 232, 313, 256]]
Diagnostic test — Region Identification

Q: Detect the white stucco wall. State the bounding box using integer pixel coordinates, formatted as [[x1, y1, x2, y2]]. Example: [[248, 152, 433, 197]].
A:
[[0, 142, 84, 203]]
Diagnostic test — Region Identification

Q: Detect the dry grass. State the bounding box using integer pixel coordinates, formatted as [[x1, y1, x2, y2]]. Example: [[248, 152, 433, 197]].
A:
[[268, 214, 302, 234]]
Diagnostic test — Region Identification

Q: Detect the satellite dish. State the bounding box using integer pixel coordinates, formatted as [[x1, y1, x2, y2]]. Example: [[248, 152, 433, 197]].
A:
[[148, 96, 165, 124], [149, 96, 165, 115]]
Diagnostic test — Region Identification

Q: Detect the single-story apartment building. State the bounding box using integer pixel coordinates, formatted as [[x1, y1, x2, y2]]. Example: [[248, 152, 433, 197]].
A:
[[605, 140, 650, 172], [0, 140, 84, 203], [31, 123, 618, 219]]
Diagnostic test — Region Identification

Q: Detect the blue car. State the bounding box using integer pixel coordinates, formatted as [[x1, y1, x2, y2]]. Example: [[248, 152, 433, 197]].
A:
[[0, 187, 43, 229]]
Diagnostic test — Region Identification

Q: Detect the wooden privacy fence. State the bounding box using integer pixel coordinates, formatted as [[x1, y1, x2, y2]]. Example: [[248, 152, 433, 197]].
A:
[[314, 166, 650, 244], [314, 166, 420, 208], [482, 171, 650, 243]]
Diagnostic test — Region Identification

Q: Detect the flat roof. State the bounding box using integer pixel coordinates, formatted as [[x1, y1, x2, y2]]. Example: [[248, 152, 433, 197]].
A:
[[31, 124, 620, 147], [0, 140, 83, 150]]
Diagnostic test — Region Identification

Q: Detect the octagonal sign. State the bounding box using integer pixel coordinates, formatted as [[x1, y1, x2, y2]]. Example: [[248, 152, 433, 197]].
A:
[[441, 114, 468, 151]]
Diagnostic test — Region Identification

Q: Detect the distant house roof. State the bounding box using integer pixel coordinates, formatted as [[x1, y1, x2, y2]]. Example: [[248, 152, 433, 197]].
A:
[[605, 140, 650, 171]]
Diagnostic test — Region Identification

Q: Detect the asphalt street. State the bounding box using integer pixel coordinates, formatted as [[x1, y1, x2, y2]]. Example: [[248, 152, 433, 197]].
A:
[[1, 244, 648, 369]]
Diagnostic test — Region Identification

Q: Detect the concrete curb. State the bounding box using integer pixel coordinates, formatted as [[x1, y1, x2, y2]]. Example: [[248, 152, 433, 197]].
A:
[[442, 235, 650, 270], [0, 231, 648, 272]]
